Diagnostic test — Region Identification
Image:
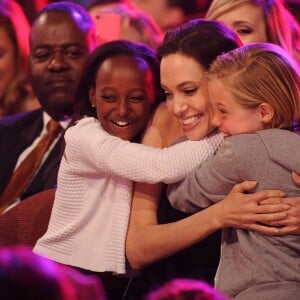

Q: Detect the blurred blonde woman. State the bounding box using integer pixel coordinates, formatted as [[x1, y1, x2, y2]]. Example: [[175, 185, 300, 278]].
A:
[[206, 0, 300, 64], [0, 0, 39, 118]]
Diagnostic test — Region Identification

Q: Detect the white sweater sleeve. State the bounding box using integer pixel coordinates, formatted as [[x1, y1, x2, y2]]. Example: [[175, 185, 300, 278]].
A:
[[65, 118, 224, 184]]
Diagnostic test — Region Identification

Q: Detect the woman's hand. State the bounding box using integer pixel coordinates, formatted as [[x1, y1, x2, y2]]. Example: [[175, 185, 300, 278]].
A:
[[292, 172, 300, 185], [217, 181, 291, 235], [270, 172, 300, 234]]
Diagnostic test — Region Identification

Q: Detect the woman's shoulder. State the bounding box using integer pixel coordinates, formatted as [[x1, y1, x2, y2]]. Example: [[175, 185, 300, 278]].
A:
[[143, 102, 184, 147]]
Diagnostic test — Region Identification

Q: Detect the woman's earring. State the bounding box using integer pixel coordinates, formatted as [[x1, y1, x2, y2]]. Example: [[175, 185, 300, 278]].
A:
[[91, 104, 95, 107]]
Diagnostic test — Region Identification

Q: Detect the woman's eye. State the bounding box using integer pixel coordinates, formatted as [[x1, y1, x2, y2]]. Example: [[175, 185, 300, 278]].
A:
[[236, 27, 253, 35], [184, 88, 197, 95]]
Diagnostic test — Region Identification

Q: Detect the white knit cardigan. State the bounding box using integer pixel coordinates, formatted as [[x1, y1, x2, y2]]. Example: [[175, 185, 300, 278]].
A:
[[34, 117, 223, 274]]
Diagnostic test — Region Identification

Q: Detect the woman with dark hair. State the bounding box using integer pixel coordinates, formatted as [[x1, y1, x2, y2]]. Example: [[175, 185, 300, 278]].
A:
[[126, 19, 299, 298]]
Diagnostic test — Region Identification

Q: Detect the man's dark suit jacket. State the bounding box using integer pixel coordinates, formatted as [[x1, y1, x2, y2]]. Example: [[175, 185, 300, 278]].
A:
[[0, 108, 66, 200]]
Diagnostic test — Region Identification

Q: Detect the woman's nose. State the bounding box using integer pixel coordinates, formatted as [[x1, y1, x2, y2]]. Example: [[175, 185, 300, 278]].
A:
[[171, 97, 188, 116]]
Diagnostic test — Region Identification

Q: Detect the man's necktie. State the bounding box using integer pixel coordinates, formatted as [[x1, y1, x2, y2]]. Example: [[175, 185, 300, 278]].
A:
[[0, 119, 62, 214]]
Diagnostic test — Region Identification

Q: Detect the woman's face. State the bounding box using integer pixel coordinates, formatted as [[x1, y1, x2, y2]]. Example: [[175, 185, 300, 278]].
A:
[[216, 2, 268, 45], [0, 26, 16, 99], [160, 53, 216, 141], [89, 55, 154, 141]]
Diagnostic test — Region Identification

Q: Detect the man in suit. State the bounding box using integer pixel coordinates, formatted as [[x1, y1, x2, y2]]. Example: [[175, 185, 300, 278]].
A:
[[0, 1, 97, 210]]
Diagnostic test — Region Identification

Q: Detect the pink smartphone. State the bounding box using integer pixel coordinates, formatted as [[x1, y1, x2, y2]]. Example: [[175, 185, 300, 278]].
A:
[[92, 11, 122, 45]]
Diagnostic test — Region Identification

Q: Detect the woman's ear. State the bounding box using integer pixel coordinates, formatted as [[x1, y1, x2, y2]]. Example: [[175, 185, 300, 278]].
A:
[[89, 87, 96, 107], [259, 102, 274, 125]]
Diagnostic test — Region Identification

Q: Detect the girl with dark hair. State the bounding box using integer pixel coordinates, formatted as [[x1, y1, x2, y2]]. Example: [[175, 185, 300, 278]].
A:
[[34, 39, 224, 299]]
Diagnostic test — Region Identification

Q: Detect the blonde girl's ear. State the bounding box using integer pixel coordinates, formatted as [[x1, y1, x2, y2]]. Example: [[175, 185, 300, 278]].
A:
[[259, 102, 274, 125], [89, 87, 96, 107]]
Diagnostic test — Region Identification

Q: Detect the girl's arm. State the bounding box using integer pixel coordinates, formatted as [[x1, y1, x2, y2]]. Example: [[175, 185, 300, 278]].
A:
[[67, 117, 223, 184]]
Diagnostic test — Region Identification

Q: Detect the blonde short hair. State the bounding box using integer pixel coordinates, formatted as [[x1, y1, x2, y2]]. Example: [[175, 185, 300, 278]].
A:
[[208, 42, 300, 130]]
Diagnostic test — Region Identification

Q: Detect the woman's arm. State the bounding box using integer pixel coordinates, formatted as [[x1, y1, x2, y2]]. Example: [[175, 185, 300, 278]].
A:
[[126, 180, 289, 270]]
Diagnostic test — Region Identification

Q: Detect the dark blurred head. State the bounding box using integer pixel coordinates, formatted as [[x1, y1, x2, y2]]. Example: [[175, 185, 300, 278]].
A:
[[0, 246, 68, 300], [146, 278, 228, 300], [0, 246, 107, 300]]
